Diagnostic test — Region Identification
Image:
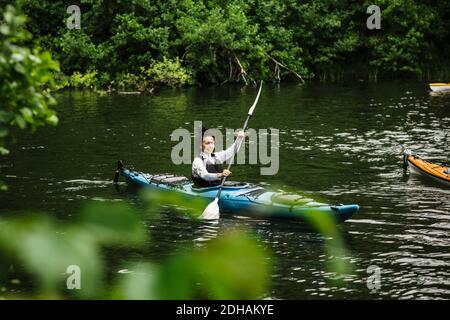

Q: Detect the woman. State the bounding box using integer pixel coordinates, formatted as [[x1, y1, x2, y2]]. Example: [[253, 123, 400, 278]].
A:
[[192, 128, 245, 188]]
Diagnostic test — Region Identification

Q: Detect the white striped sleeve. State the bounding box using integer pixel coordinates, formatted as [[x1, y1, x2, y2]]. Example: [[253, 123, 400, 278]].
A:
[[215, 138, 242, 163], [192, 158, 221, 181]]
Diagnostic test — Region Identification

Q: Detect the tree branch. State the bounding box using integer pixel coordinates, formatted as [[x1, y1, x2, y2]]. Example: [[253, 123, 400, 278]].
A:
[[268, 55, 305, 84], [234, 54, 248, 85]]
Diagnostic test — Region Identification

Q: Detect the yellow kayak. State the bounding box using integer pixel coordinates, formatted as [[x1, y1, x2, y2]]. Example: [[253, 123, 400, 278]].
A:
[[429, 82, 450, 92], [403, 150, 450, 187]]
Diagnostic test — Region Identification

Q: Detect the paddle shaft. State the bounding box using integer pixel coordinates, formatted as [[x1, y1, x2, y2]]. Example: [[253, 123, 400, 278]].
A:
[[214, 82, 262, 199]]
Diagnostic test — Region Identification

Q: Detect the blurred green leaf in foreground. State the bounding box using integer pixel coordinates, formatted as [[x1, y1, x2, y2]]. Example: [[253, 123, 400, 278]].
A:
[[138, 186, 352, 287], [113, 229, 269, 300], [0, 200, 270, 299]]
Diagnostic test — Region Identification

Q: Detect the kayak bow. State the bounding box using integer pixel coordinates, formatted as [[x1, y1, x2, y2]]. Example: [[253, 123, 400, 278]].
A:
[[403, 149, 450, 187], [114, 161, 359, 223]]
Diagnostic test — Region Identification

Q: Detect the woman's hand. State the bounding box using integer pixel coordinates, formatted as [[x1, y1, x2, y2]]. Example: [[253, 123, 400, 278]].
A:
[[218, 169, 231, 178], [237, 130, 245, 139]]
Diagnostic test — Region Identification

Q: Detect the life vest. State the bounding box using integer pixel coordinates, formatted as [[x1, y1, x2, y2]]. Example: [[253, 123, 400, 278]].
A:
[[192, 153, 223, 188]]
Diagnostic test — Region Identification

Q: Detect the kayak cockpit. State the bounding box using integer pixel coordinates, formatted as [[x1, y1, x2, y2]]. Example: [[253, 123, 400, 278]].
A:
[[191, 181, 252, 193]]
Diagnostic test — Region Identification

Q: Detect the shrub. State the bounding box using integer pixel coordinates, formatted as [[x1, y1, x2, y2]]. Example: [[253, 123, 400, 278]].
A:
[[68, 69, 98, 89], [142, 57, 193, 87]]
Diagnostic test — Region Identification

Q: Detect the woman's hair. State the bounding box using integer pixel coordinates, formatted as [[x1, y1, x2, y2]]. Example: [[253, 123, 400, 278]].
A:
[[202, 126, 215, 140], [201, 126, 215, 152]]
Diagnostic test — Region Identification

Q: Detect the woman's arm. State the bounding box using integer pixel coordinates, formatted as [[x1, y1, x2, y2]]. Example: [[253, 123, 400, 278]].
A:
[[215, 131, 245, 163], [192, 158, 221, 181]]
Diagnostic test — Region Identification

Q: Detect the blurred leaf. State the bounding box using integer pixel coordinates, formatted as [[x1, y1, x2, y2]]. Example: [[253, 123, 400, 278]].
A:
[[140, 188, 208, 219], [113, 263, 159, 300], [46, 114, 58, 126], [77, 201, 146, 246], [0, 147, 9, 155], [0, 181, 8, 191], [158, 229, 270, 299], [14, 115, 26, 129], [20, 108, 33, 123], [304, 210, 352, 277], [0, 214, 101, 297]]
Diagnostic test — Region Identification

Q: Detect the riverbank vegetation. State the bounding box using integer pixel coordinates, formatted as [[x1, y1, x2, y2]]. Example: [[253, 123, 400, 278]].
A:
[[2, 0, 450, 91]]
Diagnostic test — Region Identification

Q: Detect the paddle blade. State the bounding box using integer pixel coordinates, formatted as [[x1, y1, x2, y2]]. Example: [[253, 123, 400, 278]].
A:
[[200, 198, 220, 220], [248, 81, 263, 116]]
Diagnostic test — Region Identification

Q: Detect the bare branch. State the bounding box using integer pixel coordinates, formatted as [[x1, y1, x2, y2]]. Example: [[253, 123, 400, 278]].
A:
[[268, 55, 305, 84], [234, 54, 248, 85]]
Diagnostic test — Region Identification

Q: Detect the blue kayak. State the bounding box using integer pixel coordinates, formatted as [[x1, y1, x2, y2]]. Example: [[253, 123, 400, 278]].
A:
[[115, 162, 359, 223]]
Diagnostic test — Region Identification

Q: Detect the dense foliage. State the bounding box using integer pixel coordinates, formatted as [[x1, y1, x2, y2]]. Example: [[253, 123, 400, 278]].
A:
[[0, 5, 59, 190], [3, 0, 450, 87]]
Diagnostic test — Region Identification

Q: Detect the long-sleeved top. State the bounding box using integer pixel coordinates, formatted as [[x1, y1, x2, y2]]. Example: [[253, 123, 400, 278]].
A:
[[192, 139, 242, 182]]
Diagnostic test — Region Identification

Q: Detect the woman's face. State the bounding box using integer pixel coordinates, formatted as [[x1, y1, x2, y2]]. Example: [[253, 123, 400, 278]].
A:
[[202, 136, 215, 153]]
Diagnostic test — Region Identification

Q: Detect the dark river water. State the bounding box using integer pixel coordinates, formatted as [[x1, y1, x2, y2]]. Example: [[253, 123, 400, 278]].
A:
[[1, 82, 449, 299]]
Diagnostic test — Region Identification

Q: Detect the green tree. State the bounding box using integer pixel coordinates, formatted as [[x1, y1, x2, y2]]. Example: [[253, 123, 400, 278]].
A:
[[0, 5, 59, 190], [175, 0, 262, 84], [9, 0, 450, 85], [364, 0, 440, 79]]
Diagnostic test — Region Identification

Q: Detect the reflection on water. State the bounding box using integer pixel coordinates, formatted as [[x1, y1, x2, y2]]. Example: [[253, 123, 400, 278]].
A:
[[0, 83, 449, 299]]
